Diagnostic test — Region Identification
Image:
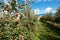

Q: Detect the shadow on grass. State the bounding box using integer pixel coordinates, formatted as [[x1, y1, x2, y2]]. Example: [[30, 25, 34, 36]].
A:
[[40, 34, 60, 40], [39, 21, 60, 40], [41, 21, 60, 36]]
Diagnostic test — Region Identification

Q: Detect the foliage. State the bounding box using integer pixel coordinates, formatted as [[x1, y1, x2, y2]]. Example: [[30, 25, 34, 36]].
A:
[[0, 0, 38, 40], [41, 6, 60, 23], [0, 11, 38, 40], [54, 6, 60, 23]]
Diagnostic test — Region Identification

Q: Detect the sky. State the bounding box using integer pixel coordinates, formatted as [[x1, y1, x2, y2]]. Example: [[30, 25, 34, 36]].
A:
[[2, 0, 60, 16], [31, 0, 60, 15]]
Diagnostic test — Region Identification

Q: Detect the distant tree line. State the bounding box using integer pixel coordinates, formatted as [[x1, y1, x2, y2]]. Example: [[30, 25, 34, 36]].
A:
[[41, 6, 60, 23]]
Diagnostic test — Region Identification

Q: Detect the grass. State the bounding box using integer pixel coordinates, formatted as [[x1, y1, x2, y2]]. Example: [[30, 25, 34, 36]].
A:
[[35, 21, 60, 40]]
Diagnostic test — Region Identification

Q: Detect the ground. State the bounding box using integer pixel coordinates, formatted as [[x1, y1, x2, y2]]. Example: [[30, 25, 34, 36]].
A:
[[35, 21, 60, 40]]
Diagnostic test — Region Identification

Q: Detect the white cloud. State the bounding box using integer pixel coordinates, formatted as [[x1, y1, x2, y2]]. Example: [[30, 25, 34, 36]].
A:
[[3, 0, 11, 6], [45, 7, 56, 13], [45, 7, 52, 13], [4, 0, 10, 4], [34, 8, 40, 14], [52, 9, 57, 13]]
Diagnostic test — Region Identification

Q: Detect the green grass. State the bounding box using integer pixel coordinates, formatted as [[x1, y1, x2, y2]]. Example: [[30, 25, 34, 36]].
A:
[[35, 21, 60, 40]]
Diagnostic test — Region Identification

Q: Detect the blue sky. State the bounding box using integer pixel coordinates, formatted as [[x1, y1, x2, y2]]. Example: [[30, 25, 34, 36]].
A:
[[3, 0, 60, 16], [17, 0, 60, 15], [31, 0, 60, 9], [30, 0, 60, 15]]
